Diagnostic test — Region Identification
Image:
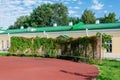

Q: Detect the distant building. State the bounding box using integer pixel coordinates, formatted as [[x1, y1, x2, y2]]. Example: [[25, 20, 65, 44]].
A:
[[0, 22, 120, 56]]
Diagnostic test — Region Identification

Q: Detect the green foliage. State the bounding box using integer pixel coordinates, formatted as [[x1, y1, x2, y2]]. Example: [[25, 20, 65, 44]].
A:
[[30, 3, 53, 27], [0, 53, 44, 57], [9, 36, 99, 61], [8, 4, 118, 29], [80, 36, 90, 57], [81, 9, 96, 24], [96, 59, 120, 80], [31, 3, 69, 27], [72, 51, 80, 56], [69, 17, 81, 25], [9, 36, 60, 58], [96, 32, 111, 49], [9, 37, 32, 53], [89, 36, 98, 59], [56, 36, 99, 61], [51, 3, 69, 26], [0, 53, 10, 56], [43, 38, 59, 57], [9, 16, 31, 29], [104, 12, 116, 23], [98, 12, 116, 23], [9, 3, 69, 29], [33, 37, 43, 52], [87, 57, 99, 64]]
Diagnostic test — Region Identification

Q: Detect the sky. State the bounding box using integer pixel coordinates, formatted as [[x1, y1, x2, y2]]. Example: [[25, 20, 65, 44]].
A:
[[0, 0, 120, 29]]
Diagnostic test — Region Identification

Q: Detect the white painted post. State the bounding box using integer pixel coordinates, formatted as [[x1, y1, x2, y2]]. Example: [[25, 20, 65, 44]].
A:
[[8, 33, 10, 48], [86, 28, 88, 36], [43, 31, 48, 38]]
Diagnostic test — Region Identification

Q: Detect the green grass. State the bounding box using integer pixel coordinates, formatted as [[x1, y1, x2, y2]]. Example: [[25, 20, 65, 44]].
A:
[[96, 59, 120, 80], [0, 53, 8, 56], [0, 53, 44, 57]]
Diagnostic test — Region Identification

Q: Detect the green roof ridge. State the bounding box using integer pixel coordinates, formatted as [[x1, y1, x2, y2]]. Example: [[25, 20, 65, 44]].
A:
[[72, 22, 84, 30], [83, 22, 120, 30], [0, 22, 120, 34]]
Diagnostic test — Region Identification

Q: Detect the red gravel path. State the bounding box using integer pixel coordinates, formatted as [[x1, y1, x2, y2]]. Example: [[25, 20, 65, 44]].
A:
[[0, 57, 99, 80]]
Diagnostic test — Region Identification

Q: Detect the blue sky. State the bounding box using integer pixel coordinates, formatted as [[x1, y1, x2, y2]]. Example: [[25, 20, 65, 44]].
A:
[[0, 0, 120, 29]]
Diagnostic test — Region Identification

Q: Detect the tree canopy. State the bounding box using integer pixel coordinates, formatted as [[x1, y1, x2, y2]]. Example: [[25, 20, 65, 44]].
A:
[[8, 3, 118, 29], [9, 3, 69, 29], [30, 3, 53, 27], [104, 12, 116, 23], [81, 9, 96, 24], [51, 3, 69, 26], [31, 3, 69, 27], [98, 12, 116, 23], [69, 17, 81, 25], [9, 16, 30, 29]]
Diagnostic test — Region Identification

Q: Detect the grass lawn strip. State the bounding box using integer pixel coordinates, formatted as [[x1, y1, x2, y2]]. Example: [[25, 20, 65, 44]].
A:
[[96, 59, 120, 80]]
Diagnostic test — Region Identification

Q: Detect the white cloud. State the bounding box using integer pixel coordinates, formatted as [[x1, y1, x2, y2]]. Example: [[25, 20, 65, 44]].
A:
[[74, 14, 80, 17], [73, 0, 77, 1], [69, 10, 77, 14], [43, 1, 53, 4], [0, 0, 44, 29], [68, 6, 72, 9], [74, 6, 80, 9], [104, 10, 108, 14], [0, 0, 79, 29], [0, 0, 34, 29], [81, 10, 84, 14], [8, 0, 21, 5], [0, 13, 17, 29], [68, 6, 80, 9], [64, 1, 70, 4], [78, 0, 82, 5], [91, 0, 104, 10], [23, 0, 37, 6], [0, 0, 56, 29]]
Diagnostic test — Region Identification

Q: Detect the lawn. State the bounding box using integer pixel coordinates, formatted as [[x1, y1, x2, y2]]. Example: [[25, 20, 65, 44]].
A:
[[96, 59, 120, 80]]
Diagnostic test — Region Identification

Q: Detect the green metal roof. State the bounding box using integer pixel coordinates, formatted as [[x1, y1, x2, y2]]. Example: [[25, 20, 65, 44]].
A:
[[72, 22, 84, 30], [1, 29, 27, 34], [0, 22, 120, 34], [83, 22, 120, 30], [35, 26, 71, 32], [0, 26, 72, 34]]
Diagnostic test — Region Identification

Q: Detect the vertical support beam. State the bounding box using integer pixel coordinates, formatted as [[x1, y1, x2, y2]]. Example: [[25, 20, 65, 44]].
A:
[[86, 28, 88, 36]]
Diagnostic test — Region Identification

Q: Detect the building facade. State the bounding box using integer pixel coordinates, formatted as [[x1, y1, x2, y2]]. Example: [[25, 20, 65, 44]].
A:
[[0, 22, 120, 56]]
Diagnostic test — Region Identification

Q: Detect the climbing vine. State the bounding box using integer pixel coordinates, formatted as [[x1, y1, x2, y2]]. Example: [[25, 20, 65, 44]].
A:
[[9, 37, 32, 53], [9, 37, 60, 57], [96, 32, 111, 49], [9, 36, 101, 59]]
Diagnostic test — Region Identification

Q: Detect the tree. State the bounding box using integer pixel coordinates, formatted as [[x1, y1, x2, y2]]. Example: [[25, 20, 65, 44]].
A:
[[81, 9, 96, 24], [104, 12, 116, 23], [30, 3, 53, 27], [98, 12, 116, 23], [51, 3, 69, 26], [8, 16, 31, 29], [30, 3, 69, 27], [97, 17, 105, 23], [69, 17, 81, 25], [8, 3, 69, 29], [8, 25, 15, 29]]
